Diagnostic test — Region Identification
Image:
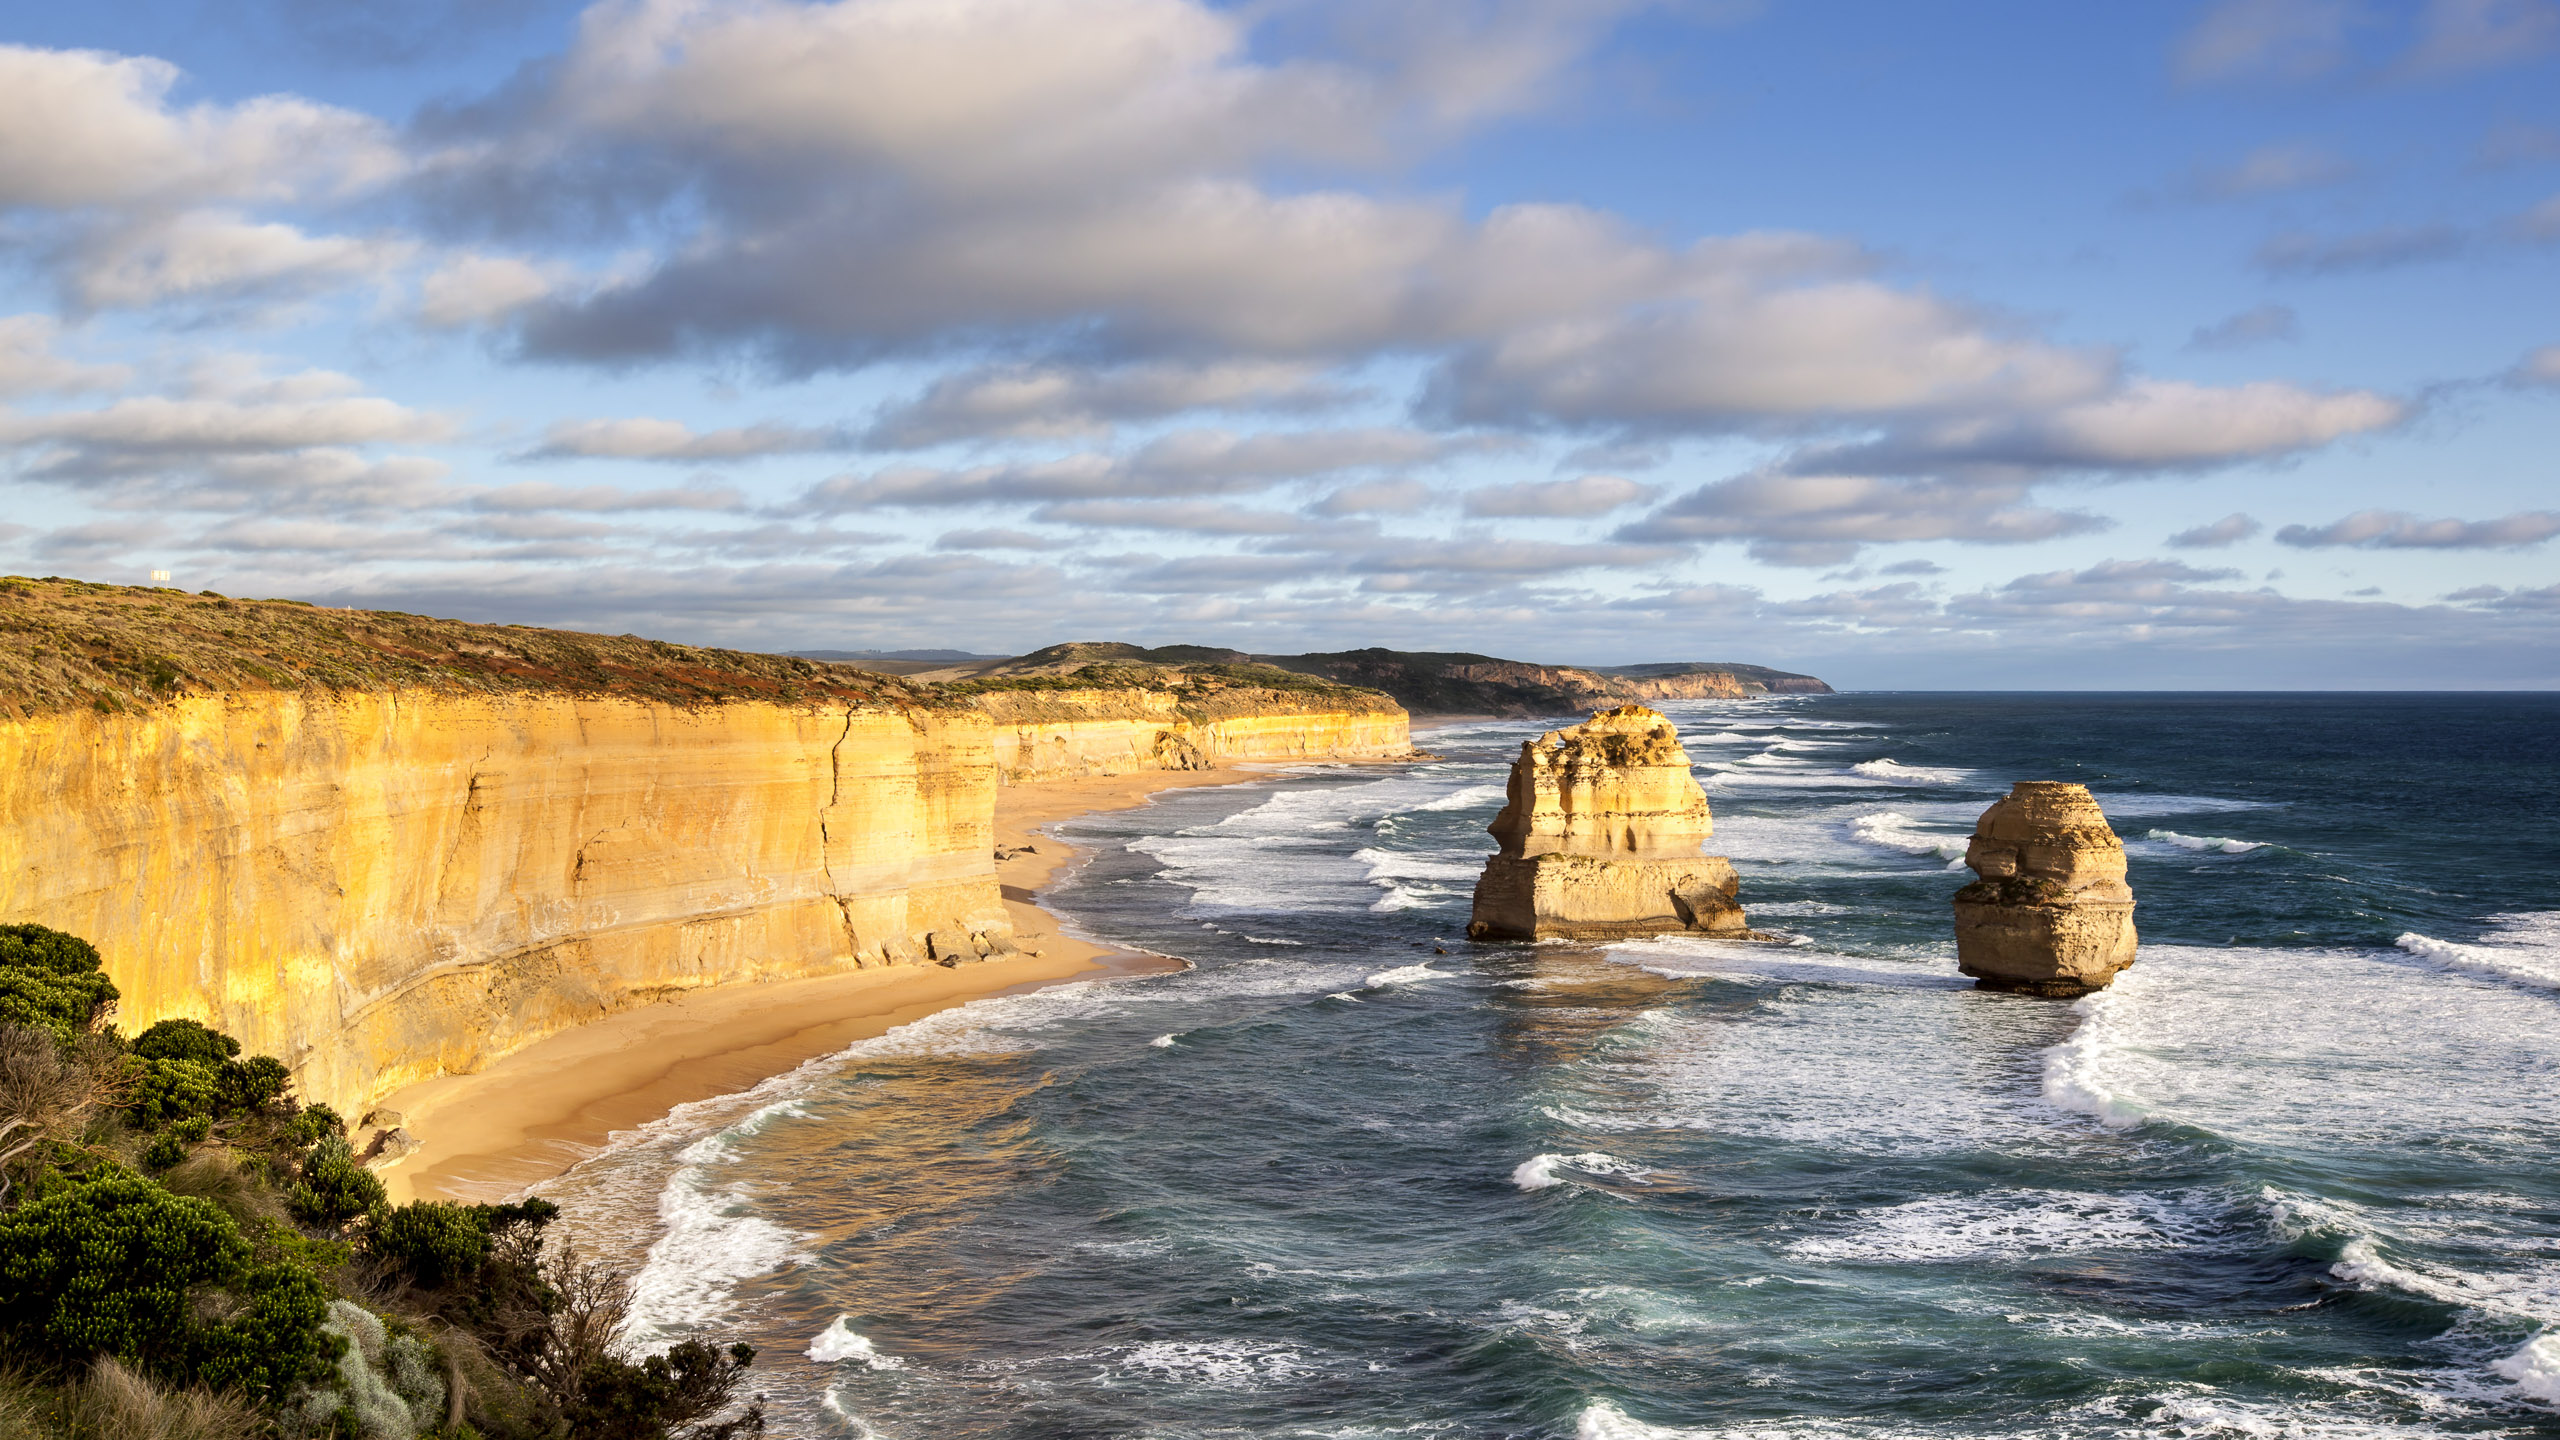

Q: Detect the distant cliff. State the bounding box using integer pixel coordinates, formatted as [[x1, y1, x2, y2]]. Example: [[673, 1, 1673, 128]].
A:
[[874, 641, 1833, 716], [0, 580, 1406, 1114]]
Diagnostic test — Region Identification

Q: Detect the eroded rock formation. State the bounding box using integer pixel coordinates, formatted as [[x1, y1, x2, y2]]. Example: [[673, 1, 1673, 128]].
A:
[[1466, 705, 1749, 941], [1952, 781, 2138, 996]]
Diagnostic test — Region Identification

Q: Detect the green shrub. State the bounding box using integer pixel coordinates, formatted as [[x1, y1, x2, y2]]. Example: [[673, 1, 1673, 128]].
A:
[[368, 1202, 494, 1289], [288, 1104, 346, 1147], [0, 1169, 244, 1366], [132, 1018, 239, 1065], [143, 1116, 212, 1171], [124, 1021, 293, 1129], [288, 1138, 384, 1228], [0, 924, 120, 1043]]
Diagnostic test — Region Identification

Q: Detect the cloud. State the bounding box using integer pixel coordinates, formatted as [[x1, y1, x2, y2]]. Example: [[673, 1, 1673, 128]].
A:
[[2446, 582, 2560, 610], [1618, 470, 2108, 565], [466, 481, 747, 513], [62, 210, 411, 311], [2169, 513, 2263, 548], [1461, 473, 1653, 517], [2257, 224, 2465, 274], [2274, 509, 2560, 548], [1814, 379, 2405, 474], [863, 361, 1348, 448], [2190, 143, 2354, 198], [1030, 499, 1312, 534], [416, 253, 557, 327], [2186, 304, 2300, 351], [1877, 558, 1945, 576], [0, 314, 131, 394], [524, 417, 852, 462], [0, 44, 399, 210], [2402, 0, 2560, 75], [2176, 0, 2355, 83], [2513, 345, 2560, 385], [3, 385, 455, 481], [1312, 478, 1435, 516], [935, 528, 1058, 550], [2512, 193, 2560, 242]]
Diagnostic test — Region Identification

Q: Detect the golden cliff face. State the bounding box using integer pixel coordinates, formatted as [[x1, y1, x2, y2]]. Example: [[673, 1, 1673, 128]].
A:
[[0, 692, 1011, 1115], [970, 688, 1411, 783]]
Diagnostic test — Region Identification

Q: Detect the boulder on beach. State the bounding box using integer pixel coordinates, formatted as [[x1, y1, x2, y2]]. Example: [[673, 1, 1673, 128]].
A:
[[1951, 780, 2138, 996], [1466, 705, 1750, 941]]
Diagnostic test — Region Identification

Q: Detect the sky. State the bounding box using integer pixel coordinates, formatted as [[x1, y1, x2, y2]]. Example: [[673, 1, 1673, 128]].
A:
[[0, 0, 2554, 688]]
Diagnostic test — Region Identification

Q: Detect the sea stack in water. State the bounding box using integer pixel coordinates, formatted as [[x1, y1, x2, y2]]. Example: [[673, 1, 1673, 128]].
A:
[[1952, 781, 2137, 996], [1467, 705, 1749, 941]]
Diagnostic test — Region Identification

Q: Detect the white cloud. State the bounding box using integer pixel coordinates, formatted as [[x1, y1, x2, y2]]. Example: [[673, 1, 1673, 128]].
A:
[[2258, 224, 2465, 274], [1619, 470, 2108, 565], [1031, 499, 1312, 534], [1833, 379, 2406, 473], [65, 211, 411, 310], [2403, 0, 2560, 75], [2190, 143, 2353, 198], [2176, 0, 2355, 83], [2187, 304, 2299, 351], [2169, 513, 2263, 548], [525, 417, 851, 461], [865, 360, 1347, 448], [0, 315, 130, 394], [1312, 478, 1436, 516], [0, 45, 398, 209], [2275, 509, 2560, 548], [1461, 474, 1653, 517], [417, 253, 558, 327]]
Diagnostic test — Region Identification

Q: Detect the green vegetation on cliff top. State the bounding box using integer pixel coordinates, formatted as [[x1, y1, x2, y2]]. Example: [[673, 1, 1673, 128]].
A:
[[0, 579, 1392, 722]]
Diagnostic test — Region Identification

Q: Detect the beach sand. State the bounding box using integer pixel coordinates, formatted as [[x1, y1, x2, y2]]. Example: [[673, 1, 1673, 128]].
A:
[[377, 765, 1261, 1203]]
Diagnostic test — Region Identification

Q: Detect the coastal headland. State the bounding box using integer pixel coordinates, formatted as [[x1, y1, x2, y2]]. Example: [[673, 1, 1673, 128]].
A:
[[0, 575, 1825, 1195]]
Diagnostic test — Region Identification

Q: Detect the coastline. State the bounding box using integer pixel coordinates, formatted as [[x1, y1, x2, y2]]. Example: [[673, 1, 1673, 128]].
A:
[[376, 764, 1263, 1204]]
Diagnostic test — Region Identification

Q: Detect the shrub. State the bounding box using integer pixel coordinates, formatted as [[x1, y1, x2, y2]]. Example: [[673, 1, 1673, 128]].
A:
[[0, 1169, 244, 1369], [132, 1018, 239, 1066], [0, 925, 119, 1043], [367, 1202, 494, 1290], [288, 1138, 384, 1228]]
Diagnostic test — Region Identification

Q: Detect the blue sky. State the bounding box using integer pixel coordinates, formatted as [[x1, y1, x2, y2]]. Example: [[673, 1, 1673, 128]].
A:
[[0, 0, 2554, 687]]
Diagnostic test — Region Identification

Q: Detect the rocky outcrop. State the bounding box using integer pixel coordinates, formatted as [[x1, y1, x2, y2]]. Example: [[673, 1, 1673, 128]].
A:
[[1467, 705, 1749, 941], [1951, 781, 2137, 996]]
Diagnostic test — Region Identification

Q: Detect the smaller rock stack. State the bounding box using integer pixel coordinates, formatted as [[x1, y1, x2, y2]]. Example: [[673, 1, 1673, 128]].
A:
[[1952, 781, 2137, 996], [1466, 705, 1750, 941]]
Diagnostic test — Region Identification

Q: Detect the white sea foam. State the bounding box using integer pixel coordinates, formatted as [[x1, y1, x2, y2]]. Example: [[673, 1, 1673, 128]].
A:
[[807, 1316, 904, 1369], [2145, 828, 2268, 854], [2494, 1333, 2560, 1406], [1408, 783, 1508, 812], [1512, 1151, 1651, 1190], [2395, 912, 2560, 991], [618, 1126, 813, 1343], [1120, 1339, 1319, 1390], [1787, 1188, 2217, 1262], [2082, 792, 2271, 818], [1149, 1033, 1177, 1048], [1848, 758, 1975, 786], [1364, 962, 1449, 987], [2038, 971, 2155, 1128], [1845, 810, 1970, 865]]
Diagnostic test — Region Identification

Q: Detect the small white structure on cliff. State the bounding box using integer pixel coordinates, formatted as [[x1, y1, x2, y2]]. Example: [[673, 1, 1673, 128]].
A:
[[1466, 705, 1750, 941]]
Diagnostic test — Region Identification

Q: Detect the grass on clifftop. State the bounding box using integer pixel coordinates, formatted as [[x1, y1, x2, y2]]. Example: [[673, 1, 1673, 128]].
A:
[[0, 577, 910, 721], [0, 579, 1402, 724]]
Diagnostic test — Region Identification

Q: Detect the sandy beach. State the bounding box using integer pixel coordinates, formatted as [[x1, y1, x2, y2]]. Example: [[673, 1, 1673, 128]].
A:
[[378, 765, 1262, 1203]]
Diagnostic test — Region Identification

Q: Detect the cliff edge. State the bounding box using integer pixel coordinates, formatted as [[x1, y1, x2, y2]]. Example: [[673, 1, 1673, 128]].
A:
[[0, 579, 1409, 1114]]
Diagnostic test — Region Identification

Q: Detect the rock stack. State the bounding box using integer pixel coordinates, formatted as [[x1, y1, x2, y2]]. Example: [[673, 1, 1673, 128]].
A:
[[1466, 705, 1750, 941], [1951, 781, 2137, 996]]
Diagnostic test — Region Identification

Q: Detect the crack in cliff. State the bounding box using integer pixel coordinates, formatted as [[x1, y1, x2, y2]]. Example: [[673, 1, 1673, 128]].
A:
[[818, 704, 863, 955]]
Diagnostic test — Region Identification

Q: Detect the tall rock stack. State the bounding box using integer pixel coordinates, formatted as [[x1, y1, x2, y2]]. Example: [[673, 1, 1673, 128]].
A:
[[1952, 781, 2138, 996], [1467, 705, 1750, 941]]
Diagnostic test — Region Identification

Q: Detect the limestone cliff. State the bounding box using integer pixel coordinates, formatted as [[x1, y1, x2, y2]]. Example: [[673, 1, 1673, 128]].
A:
[[1951, 781, 2138, 997], [966, 675, 1410, 783], [1467, 705, 1749, 941], [0, 580, 1410, 1115]]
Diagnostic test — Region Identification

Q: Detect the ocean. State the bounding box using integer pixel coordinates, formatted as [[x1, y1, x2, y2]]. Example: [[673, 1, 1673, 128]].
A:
[[536, 693, 2560, 1438]]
